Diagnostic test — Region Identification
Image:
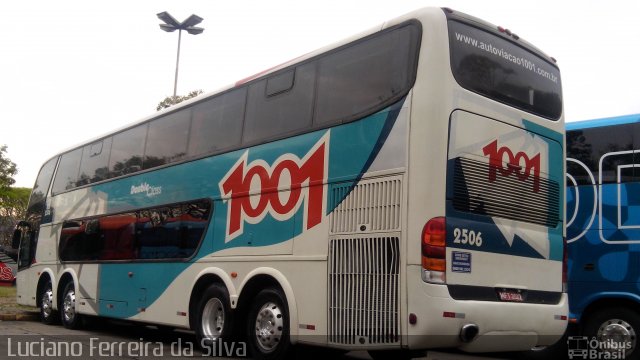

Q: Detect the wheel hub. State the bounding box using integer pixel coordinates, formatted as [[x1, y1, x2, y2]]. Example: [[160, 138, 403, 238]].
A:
[[598, 318, 636, 354], [41, 288, 53, 319], [201, 298, 225, 339], [254, 302, 284, 353], [63, 289, 76, 323]]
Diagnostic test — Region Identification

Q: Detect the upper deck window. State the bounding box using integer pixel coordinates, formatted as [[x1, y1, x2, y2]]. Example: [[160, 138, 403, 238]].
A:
[[448, 20, 562, 120], [48, 21, 421, 195]]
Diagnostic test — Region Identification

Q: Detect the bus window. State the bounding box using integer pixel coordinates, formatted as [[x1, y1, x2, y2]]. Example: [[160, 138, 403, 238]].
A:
[[26, 157, 57, 224], [315, 24, 419, 126], [448, 20, 562, 120], [108, 124, 148, 178], [52, 148, 82, 194], [144, 109, 190, 169], [243, 64, 315, 144], [567, 124, 635, 184], [188, 87, 246, 156], [78, 138, 112, 185], [59, 200, 211, 262]]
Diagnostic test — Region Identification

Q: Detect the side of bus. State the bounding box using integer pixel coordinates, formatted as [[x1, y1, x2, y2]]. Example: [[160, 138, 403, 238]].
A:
[[14, 12, 423, 358], [13, 6, 568, 358], [566, 114, 640, 356]]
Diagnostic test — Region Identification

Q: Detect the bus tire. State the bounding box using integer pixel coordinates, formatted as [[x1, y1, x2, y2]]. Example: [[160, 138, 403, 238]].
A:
[[195, 284, 234, 349], [60, 282, 82, 329], [583, 307, 640, 360], [39, 279, 58, 325], [247, 288, 291, 360]]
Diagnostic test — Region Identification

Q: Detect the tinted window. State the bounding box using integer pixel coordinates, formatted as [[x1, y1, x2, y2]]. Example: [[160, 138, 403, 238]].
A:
[[59, 200, 211, 262], [266, 70, 295, 96], [109, 124, 147, 178], [78, 138, 112, 186], [243, 64, 315, 144], [26, 157, 57, 224], [315, 24, 419, 125], [567, 124, 636, 184], [188, 88, 246, 156], [52, 148, 83, 194], [144, 109, 190, 169], [448, 20, 562, 120], [46, 22, 421, 186], [17, 231, 34, 270]]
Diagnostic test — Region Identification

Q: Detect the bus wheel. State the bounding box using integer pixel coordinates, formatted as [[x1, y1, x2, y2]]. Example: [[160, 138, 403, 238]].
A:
[[247, 288, 291, 360], [60, 282, 82, 329], [39, 280, 58, 325], [196, 284, 234, 348], [583, 307, 639, 359]]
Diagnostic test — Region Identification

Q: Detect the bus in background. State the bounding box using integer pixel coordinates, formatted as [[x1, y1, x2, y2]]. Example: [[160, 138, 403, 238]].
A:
[[0, 248, 17, 285], [566, 114, 640, 358], [12, 7, 566, 358]]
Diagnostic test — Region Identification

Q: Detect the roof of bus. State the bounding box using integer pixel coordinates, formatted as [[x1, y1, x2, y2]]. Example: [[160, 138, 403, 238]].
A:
[[567, 114, 640, 131]]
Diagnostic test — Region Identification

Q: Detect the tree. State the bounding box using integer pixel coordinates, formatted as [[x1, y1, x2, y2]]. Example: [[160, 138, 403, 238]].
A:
[[156, 90, 204, 111], [0, 145, 17, 191], [0, 146, 25, 249], [0, 187, 31, 248]]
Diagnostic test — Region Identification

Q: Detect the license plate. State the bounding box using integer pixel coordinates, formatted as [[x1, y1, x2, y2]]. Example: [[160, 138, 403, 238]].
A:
[[498, 291, 524, 302]]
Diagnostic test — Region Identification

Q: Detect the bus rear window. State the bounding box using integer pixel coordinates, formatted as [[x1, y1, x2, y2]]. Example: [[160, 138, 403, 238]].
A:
[[448, 20, 562, 120]]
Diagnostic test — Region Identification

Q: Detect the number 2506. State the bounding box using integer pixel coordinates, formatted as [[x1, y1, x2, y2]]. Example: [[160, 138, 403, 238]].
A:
[[453, 228, 483, 247]]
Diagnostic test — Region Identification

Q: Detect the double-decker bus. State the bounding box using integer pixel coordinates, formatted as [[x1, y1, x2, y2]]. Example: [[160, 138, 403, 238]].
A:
[[12, 7, 566, 358], [566, 114, 640, 359]]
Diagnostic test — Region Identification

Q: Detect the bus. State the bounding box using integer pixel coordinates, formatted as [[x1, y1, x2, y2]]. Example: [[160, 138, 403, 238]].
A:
[[566, 114, 640, 358], [0, 248, 17, 285], [12, 7, 567, 358]]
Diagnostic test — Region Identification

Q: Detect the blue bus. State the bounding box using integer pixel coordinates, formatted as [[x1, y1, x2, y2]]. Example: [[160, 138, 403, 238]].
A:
[[566, 114, 640, 359]]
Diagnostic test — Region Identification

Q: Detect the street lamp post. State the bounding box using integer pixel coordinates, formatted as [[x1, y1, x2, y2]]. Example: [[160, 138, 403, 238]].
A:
[[157, 11, 204, 97]]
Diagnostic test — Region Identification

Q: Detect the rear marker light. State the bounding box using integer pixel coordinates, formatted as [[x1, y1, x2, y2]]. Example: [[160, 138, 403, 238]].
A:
[[554, 315, 568, 321], [422, 217, 446, 284], [443, 311, 465, 319]]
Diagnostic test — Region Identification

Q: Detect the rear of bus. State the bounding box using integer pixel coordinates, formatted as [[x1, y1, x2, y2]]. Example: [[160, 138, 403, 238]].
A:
[[405, 8, 567, 351]]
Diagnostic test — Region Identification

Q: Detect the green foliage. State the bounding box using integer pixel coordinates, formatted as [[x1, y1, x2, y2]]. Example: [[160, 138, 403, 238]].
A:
[[0, 187, 31, 248], [156, 89, 204, 111], [0, 147, 28, 248], [0, 145, 17, 193]]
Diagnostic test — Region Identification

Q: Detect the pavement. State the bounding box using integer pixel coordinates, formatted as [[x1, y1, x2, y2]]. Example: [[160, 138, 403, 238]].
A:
[[0, 310, 38, 322], [0, 285, 39, 322]]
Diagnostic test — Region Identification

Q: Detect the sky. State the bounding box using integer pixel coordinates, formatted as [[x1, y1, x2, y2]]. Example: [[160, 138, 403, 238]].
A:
[[2, 0, 640, 188]]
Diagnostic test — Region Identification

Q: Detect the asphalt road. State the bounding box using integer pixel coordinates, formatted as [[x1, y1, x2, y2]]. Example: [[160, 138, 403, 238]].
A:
[[0, 319, 522, 360]]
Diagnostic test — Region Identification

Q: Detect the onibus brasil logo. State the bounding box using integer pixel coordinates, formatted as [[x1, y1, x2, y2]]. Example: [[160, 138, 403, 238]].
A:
[[219, 133, 329, 243]]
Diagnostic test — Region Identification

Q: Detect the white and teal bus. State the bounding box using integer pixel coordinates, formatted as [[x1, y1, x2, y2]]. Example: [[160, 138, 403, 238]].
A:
[[13, 7, 567, 358]]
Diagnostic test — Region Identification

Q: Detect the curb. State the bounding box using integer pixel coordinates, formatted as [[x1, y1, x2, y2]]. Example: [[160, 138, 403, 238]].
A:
[[0, 312, 39, 321]]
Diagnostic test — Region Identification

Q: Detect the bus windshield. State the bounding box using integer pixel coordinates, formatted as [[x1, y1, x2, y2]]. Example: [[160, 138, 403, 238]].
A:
[[448, 20, 562, 120]]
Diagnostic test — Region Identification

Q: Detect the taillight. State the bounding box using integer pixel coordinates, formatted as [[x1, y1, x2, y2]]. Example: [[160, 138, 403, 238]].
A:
[[422, 217, 446, 284], [562, 237, 568, 292]]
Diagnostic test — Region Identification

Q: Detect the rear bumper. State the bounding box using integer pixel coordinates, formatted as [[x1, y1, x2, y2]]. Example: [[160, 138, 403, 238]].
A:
[[406, 265, 568, 352]]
